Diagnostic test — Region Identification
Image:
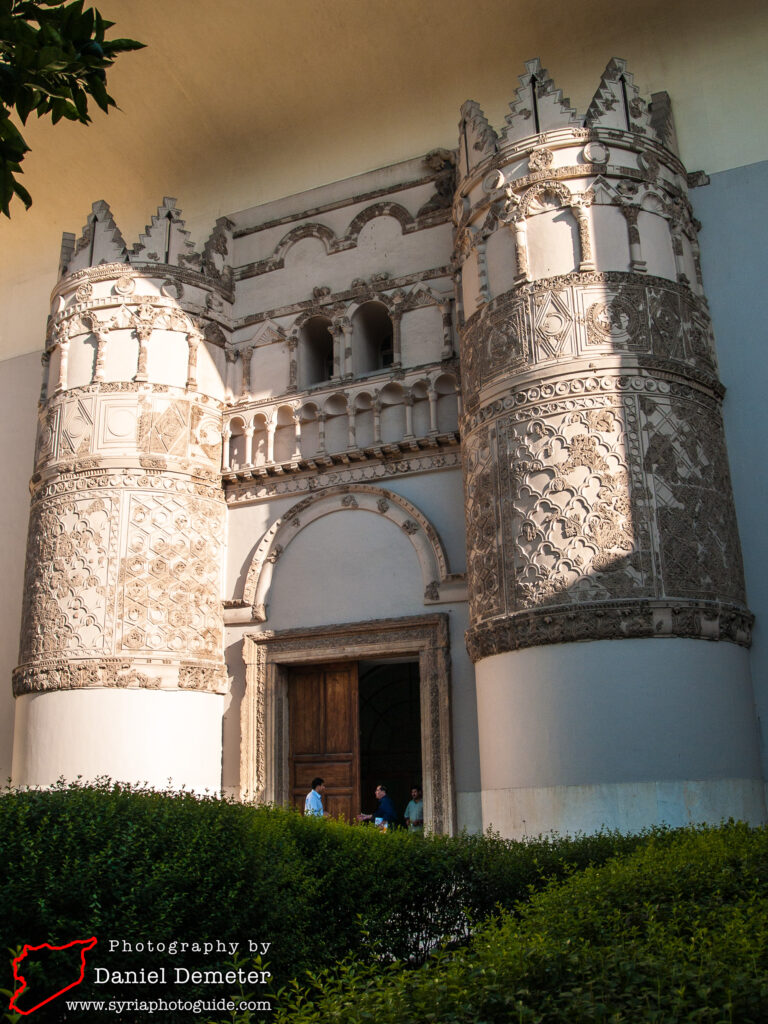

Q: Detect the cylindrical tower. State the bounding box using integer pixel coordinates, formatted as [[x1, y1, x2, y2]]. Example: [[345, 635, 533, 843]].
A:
[[12, 200, 233, 791], [456, 59, 765, 835]]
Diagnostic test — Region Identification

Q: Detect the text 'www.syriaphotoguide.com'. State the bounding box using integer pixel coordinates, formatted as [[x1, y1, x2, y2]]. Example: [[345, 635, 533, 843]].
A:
[[65, 997, 271, 1013]]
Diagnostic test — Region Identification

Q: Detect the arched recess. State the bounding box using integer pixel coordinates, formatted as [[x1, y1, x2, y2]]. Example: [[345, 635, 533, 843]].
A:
[[345, 202, 414, 244], [242, 485, 453, 621], [273, 222, 337, 263]]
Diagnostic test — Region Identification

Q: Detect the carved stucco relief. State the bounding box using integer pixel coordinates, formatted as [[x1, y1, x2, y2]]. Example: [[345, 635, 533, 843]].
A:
[[460, 274, 718, 412], [15, 472, 228, 696], [119, 491, 225, 658], [462, 377, 751, 659], [18, 493, 119, 664]]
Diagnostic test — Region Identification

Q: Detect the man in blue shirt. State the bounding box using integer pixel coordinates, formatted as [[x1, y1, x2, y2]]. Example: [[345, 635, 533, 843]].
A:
[[357, 783, 397, 829], [304, 777, 328, 817]]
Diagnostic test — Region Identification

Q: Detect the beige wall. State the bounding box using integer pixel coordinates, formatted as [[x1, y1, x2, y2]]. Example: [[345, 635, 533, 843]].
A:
[[1, 0, 766, 361], [0, 353, 41, 778]]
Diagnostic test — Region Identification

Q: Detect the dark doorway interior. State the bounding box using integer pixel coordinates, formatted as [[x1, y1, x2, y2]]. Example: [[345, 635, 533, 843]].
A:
[[358, 659, 422, 824]]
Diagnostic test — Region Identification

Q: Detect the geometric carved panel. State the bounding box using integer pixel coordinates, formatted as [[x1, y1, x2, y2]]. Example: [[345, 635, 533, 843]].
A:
[[19, 493, 118, 662], [640, 392, 746, 605], [119, 491, 224, 659]]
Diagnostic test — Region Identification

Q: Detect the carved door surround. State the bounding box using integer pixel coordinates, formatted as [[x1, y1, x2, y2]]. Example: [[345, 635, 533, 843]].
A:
[[241, 614, 455, 834]]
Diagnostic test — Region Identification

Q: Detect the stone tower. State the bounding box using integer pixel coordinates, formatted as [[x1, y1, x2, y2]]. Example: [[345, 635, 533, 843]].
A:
[[12, 201, 233, 791], [455, 59, 765, 833]]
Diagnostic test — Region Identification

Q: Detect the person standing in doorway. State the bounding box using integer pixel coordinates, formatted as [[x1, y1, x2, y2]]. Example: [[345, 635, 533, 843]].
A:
[[304, 777, 329, 817], [356, 783, 397, 829], [404, 785, 424, 833]]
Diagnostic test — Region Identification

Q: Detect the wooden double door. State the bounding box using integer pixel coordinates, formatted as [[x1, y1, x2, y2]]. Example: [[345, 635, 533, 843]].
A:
[[288, 662, 360, 820]]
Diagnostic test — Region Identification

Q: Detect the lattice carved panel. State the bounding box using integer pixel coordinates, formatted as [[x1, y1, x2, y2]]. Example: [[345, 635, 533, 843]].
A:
[[19, 493, 119, 661], [119, 491, 224, 659]]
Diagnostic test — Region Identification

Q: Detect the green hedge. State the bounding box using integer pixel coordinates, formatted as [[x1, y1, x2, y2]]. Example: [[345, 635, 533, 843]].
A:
[[273, 821, 768, 1023], [0, 781, 650, 1021]]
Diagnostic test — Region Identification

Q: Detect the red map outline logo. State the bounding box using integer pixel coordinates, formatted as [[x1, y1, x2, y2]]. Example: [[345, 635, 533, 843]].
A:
[[9, 937, 98, 1015]]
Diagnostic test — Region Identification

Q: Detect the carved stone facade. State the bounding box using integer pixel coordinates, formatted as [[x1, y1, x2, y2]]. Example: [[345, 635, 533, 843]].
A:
[[15, 256, 230, 698], [11, 56, 762, 835], [456, 58, 751, 661]]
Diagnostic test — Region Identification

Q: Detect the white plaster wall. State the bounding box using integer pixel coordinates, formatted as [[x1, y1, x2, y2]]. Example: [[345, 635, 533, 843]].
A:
[[266, 510, 424, 625], [249, 343, 289, 399], [145, 329, 190, 387], [197, 343, 227, 401], [400, 306, 444, 366], [638, 211, 677, 280], [236, 220, 454, 315], [527, 209, 580, 280], [66, 334, 97, 389], [0, 352, 40, 781], [485, 227, 518, 299], [591, 205, 631, 272], [12, 689, 224, 793], [476, 638, 765, 837], [103, 330, 140, 383], [225, 469, 467, 600], [233, 171, 437, 266]]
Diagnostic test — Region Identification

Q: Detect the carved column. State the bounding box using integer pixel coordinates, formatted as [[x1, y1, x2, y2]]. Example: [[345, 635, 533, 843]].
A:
[[621, 205, 646, 272], [266, 421, 276, 463], [347, 404, 357, 448], [225, 348, 237, 401], [391, 311, 403, 366], [372, 397, 382, 444], [331, 325, 342, 380], [341, 322, 353, 378], [93, 331, 109, 382], [244, 426, 255, 467], [403, 393, 414, 438], [287, 336, 298, 393], [512, 217, 530, 282], [39, 350, 51, 403], [186, 331, 201, 390], [427, 386, 438, 434], [439, 302, 454, 359], [221, 428, 232, 472], [572, 197, 596, 272], [55, 337, 70, 393], [241, 345, 254, 395], [292, 412, 302, 458]]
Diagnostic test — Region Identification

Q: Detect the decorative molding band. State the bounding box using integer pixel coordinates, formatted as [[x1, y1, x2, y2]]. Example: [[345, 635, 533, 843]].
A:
[[224, 446, 461, 506], [12, 658, 228, 696], [465, 599, 754, 662], [459, 272, 720, 415], [236, 265, 454, 330]]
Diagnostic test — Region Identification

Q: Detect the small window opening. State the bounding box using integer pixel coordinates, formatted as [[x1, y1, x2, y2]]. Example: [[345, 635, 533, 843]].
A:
[[300, 316, 334, 388], [354, 301, 394, 375]]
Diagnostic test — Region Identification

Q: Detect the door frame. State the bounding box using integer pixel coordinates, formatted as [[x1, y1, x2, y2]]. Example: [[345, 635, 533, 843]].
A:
[[241, 614, 455, 834]]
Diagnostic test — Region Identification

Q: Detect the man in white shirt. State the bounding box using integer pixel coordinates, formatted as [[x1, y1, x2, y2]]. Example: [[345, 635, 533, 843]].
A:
[[304, 777, 328, 817]]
